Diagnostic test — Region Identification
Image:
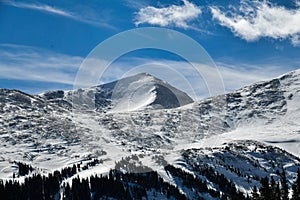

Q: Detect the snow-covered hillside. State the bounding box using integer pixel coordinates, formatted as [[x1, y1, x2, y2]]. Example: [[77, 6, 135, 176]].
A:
[[0, 69, 300, 199]]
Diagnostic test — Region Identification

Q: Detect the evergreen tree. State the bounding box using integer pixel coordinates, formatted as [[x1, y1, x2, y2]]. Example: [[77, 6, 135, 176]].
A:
[[270, 176, 281, 200], [292, 169, 300, 200], [259, 176, 271, 200], [72, 164, 77, 175], [275, 182, 281, 200], [270, 176, 276, 197], [281, 168, 289, 200], [251, 185, 259, 200], [63, 183, 72, 200]]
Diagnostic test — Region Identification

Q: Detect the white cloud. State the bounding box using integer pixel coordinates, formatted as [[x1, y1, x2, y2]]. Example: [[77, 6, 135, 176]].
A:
[[211, 0, 300, 45], [134, 0, 201, 29], [3, 1, 73, 17], [291, 34, 300, 46], [2, 0, 115, 29], [0, 44, 83, 85]]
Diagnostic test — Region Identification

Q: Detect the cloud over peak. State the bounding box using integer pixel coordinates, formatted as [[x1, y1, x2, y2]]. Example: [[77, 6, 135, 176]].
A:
[[211, 1, 300, 46], [134, 0, 201, 29]]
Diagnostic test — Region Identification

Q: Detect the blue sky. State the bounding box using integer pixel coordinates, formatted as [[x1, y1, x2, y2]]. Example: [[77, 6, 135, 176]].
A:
[[0, 0, 300, 96]]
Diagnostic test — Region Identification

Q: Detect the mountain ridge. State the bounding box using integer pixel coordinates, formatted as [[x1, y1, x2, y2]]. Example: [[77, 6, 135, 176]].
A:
[[0, 69, 300, 199]]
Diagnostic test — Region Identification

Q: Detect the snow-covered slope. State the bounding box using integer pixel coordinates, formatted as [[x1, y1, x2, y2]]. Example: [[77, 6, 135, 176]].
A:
[[108, 73, 194, 112], [87, 69, 300, 154], [0, 69, 300, 199]]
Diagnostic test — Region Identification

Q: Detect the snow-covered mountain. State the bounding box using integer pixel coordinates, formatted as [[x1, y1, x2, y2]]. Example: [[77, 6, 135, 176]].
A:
[[39, 73, 194, 112], [0, 69, 300, 199]]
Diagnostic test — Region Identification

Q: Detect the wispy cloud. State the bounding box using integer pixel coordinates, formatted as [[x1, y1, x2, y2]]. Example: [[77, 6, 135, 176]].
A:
[[3, 0, 72, 17], [134, 0, 201, 29], [123, 0, 150, 9], [2, 0, 115, 29], [216, 62, 289, 93], [0, 44, 83, 85], [0, 44, 295, 97], [211, 0, 300, 46], [100, 57, 292, 99]]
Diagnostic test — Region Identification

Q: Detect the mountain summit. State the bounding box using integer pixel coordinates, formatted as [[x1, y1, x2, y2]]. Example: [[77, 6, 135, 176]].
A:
[[104, 73, 194, 112], [40, 73, 194, 112]]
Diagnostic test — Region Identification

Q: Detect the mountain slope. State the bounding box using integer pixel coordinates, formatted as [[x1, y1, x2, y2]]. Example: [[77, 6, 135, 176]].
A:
[[0, 69, 300, 199]]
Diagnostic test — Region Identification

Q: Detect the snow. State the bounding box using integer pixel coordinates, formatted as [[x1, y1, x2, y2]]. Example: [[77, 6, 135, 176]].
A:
[[0, 69, 300, 198], [109, 75, 157, 112]]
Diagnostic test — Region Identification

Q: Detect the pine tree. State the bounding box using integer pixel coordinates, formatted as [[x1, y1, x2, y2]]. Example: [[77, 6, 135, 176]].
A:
[[270, 176, 276, 198], [72, 164, 77, 175], [251, 185, 259, 200], [260, 176, 271, 200], [63, 183, 72, 200], [270, 176, 282, 199], [281, 168, 289, 200], [275, 182, 281, 200], [292, 169, 300, 200]]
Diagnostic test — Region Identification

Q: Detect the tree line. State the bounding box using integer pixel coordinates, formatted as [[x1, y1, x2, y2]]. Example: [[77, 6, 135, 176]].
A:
[[253, 169, 300, 200], [0, 161, 300, 199]]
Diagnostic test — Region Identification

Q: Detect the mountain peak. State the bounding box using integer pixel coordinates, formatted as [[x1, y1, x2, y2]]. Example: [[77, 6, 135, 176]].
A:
[[39, 73, 194, 112], [107, 73, 194, 112], [128, 72, 152, 78]]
